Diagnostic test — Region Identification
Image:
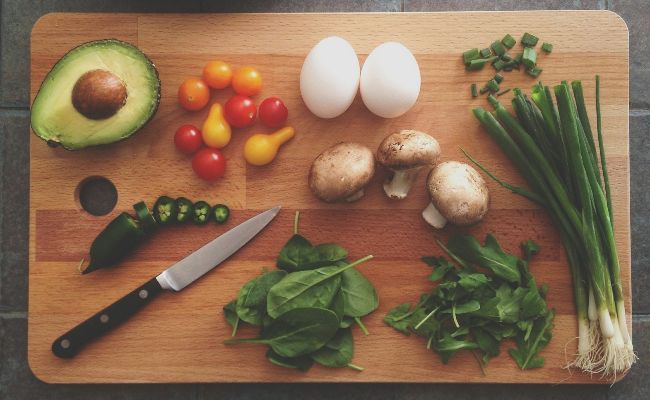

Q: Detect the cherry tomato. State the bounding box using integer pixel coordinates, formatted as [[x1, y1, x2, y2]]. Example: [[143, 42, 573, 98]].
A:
[[192, 148, 226, 181], [202, 60, 232, 89], [178, 77, 210, 111], [224, 95, 257, 128], [174, 124, 203, 155], [232, 66, 262, 96], [258, 97, 288, 128]]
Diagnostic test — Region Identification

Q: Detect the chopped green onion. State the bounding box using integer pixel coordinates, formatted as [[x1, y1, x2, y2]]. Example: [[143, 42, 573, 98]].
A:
[[522, 47, 537, 68], [492, 59, 506, 71], [496, 88, 511, 97], [514, 53, 523, 63], [502, 34, 516, 49], [471, 83, 478, 97], [463, 48, 480, 65], [501, 53, 513, 62], [480, 48, 492, 58], [467, 58, 491, 70], [486, 79, 499, 93], [526, 67, 543, 78], [491, 40, 506, 57], [479, 86, 489, 94], [521, 32, 539, 47], [494, 73, 504, 83], [541, 42, 553, 53]]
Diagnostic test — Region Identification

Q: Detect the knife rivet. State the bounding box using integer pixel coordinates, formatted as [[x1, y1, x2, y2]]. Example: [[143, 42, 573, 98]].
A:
[[100, 314, 109, 323], [139, 289, 148, 299], [60, 339, 70, 349]]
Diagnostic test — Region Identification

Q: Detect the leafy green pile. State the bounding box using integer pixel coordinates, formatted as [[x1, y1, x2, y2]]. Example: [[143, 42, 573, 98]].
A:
[[384, 233, 554, 371], [223, 212, 378, 371]]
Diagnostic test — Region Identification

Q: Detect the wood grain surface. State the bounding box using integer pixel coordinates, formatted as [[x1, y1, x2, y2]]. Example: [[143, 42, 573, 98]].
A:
[[28, 11, 630, 383]]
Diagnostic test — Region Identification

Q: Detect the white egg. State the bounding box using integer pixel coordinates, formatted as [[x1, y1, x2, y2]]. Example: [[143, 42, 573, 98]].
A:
[[300, 36, 360, 119], [360, 42, 421, 118]]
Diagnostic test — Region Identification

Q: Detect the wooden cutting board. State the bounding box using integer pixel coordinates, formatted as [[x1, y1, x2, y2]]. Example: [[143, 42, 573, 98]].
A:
[[28, 11, 630, 383]]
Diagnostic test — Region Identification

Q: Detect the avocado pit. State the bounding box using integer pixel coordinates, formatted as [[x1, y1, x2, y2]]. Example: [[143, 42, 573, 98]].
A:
[[72, 69, 127, 120]]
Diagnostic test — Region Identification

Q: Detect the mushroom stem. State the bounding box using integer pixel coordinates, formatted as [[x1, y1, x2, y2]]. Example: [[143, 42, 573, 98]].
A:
[[345, 189, 365, 202], [422, 202, 447, 228], [384, 168, 421, 200]]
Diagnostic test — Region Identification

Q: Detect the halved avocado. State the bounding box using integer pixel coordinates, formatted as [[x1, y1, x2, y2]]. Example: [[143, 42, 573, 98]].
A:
[[31, 39, 161, 150]]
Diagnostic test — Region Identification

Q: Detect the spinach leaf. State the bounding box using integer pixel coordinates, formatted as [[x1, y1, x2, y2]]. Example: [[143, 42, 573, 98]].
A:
[[277, 237, 348, 272], [266, 348, 314, 372], [236, 270, 287, 325], [310, 328, 354, 368], [267, 257, 371, 319], [223, 299, 240, 337], [224, 307, 339, 358], [341, 268, 379, 318], [340, 316, 354, 329], [447, 234, 521, 283], [330, 288, 345, 322]]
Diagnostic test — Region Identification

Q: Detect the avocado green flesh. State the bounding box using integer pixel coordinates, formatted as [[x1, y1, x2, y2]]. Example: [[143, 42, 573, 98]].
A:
[[31, 40, 160, 150]]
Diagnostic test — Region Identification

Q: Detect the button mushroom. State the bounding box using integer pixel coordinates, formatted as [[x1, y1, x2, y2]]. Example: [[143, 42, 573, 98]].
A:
[[422, 161, 489, 228], [309, 142, 375, 202], [376, 130, 441, 199]]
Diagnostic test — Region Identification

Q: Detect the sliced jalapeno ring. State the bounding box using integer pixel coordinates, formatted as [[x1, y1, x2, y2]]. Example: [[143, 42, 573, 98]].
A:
[[175, 197, 194, 223], [133, 201, 157, 233], [193, 201, 211, 225], [212, 204, 230, 224], [153, 196, 178, 225]]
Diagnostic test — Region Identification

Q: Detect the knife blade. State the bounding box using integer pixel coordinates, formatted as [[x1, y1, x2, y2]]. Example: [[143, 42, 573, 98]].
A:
[[52, 206, 281, 358]]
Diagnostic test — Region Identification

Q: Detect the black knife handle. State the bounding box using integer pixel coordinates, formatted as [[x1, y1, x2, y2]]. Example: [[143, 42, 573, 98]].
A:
[[52, 277, 164, 358]]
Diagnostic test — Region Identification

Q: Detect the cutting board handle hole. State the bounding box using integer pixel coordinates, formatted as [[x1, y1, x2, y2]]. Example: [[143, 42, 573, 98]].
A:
[[75, 176, 118, 216]]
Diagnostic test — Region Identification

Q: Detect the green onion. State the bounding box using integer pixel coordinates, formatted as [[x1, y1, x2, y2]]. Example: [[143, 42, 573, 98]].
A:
[[496, 88, 511, 97], [522, 48, 537, 69], [491, 40, 506, 57], [486, 79, 499, 93], [470, 79, 636, 377], [463, 48, 480, 65], [521, 32, 539, 47], [492, 59, 506, 71], [541, 42, 553, 53], [471, 83, 478, 97], [526, 67, 543, 78], [480, 48, 492, 58], [479, 86, 489, 95], [467, 58, 491, 70], [501, 53, 513, 62], [494, 73, 504, 84], [502, 34, 516, 48]]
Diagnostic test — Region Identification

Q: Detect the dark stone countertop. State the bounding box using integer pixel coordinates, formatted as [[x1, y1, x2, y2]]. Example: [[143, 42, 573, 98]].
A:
[[1, 1, 647, 399]]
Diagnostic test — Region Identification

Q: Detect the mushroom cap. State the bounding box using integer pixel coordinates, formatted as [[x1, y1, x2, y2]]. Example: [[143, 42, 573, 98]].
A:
[[376, 130, 441, 171], [309, 142, 375, 202], [426, 161, 489, 226]]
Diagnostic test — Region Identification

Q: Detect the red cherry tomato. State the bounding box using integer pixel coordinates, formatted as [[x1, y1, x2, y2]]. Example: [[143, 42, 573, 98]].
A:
[[224, 95, 257, 128], [174, 124, 204, 155], [259, 97, 288, 128], [192, 148, 226, 181]]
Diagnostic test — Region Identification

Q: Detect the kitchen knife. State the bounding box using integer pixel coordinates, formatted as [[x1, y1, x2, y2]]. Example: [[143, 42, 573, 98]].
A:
[[52, 206, 281, 358]]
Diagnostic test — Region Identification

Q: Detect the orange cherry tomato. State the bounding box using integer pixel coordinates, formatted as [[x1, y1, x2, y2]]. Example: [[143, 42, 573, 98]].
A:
[[232, 66, 262, 96], [202, 60, 232, 89], [178, 77, 210, 111]]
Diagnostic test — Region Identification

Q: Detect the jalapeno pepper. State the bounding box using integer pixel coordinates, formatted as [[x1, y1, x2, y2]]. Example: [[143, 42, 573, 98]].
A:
[[133, 201, 157, 233], [175, 197, 194, 223], [84, 212, 145, 274], [212, 204, 230, 224], [193, 201, 211, 225], [153, 196, 178, 225]]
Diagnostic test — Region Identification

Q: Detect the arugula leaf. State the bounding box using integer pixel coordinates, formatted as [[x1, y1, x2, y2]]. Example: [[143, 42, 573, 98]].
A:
[[447, 234, 521, 283], [384, 303, 413, 334], [508, 310, 554, 369], [521, 239, 540, 261], [457, 271, 490, 290]]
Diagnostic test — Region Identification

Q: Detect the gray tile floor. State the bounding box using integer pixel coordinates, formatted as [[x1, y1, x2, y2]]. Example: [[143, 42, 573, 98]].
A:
[[1, 0, 648, 398]]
